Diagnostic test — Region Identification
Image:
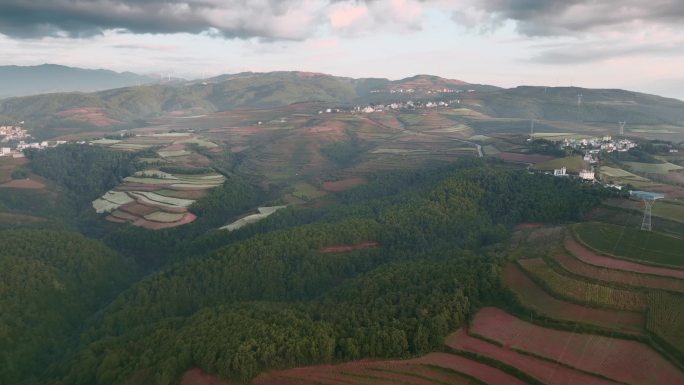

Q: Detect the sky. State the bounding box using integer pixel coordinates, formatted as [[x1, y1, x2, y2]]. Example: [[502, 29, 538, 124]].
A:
[[1, 0, 684, 99]]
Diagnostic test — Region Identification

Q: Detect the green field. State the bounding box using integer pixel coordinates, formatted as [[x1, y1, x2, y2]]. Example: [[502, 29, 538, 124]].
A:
[[647, 291, 684, 358], [574, 222, 684, 268], [624, 161, 683, 174], [518, 258, 647, 311], [534, 156, 588, 172]]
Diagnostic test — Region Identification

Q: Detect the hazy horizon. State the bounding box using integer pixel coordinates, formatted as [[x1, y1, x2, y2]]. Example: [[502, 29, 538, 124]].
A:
[[1, 1, 683, 100]]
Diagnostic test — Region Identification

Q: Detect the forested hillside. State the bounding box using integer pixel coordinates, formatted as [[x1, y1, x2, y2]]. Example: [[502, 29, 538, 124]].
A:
[[0, 230, 135, 385], [0, 158, 616, 385]]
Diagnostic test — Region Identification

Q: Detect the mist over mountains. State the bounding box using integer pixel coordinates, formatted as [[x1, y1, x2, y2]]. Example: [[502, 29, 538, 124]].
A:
[[0, 64, 155, 98]]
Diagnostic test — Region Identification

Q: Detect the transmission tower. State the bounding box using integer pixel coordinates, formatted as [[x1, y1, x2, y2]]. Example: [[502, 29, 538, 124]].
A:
[[631, 191, 664, 231], [577, 93, 583, 112], [619, 121, 626, 136]]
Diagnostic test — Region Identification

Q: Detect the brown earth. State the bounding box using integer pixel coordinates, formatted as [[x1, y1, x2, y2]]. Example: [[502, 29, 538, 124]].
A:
[[322, 177, 368, 192], [496, 152, 556, 164], [0, 178, 45, 189], [565, 234, 684, 279], [502, 263, 645, 333], [180, 368, 242, 385], [320, 241, 378, 253]]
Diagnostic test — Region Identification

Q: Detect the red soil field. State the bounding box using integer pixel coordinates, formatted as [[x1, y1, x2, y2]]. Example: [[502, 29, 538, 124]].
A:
[[553, 253, 684, 293], [322, 177, 368, 192], [446, 328, 617, 385], [502, 263, 644, 333], [496, 152, 556, 164], [134, 212, 196, 230], [254, 354, 520, 385], [469, 307, 684, 385], [411, 352, 527, 385], [230, 145, 249, 153], [119, 202, 159, 216], [320, 241, 378, 253], [105, 215, 127, 223], [565, 234, 684, 279], [55, 107, 119, 127], [514, 222, 544, 230], [110, 210, 140, 222], [308, 120, 346, 134], [158, 189, 207, 199], [0, 178, 45, 189], [180, 368, 242, 385], [161, 143, 185, 151], [131, 198, 188, 213]]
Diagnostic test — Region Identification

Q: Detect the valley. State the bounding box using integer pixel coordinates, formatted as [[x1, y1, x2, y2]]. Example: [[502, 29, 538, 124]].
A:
[[2, 72, 684, 385]]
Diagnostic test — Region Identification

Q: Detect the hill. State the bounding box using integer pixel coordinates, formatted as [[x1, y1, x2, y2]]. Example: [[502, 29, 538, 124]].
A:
[[2, 71, 684, 139], [0, 64, 155, 99], [472, 86, 684, 125], [0, 72, 496, 137]]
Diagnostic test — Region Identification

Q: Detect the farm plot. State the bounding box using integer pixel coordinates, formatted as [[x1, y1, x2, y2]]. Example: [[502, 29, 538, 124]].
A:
[[93, 169, 225, 229], [144, 211, 186, 223], [603, 198, 684, 224], [445, 328, 617, 385], [565, 233, 684, 279], [129, 191, 194, 208], [469, 307, 684, 385], [518, 258, 647, 311], [253, 352, 525, 385], [624, 161, 683, 174], [552, 253, 684, 293], [221, 206, 286, 231], [647, 291, 684, 357], [534, 156, 588, 173], [502, 263, 644, 333], [573, 222, 684, 268]]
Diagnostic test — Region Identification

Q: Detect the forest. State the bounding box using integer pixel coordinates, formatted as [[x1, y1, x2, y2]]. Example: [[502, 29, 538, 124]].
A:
[[0, 147, 618, 385]]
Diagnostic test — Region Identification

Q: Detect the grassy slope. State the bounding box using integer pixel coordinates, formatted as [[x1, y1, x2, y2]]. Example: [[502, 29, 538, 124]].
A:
[[573, 222, 684, 268]]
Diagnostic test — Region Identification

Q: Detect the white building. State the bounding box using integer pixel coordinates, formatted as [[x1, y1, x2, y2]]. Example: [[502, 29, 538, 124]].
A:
[[554, 167, 567, 176], [579, 169, 595, 181]]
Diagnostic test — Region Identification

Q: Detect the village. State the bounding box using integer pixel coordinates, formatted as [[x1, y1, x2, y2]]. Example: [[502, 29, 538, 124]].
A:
[[547, 135, 641, 186], [0, 124, 66, 157]]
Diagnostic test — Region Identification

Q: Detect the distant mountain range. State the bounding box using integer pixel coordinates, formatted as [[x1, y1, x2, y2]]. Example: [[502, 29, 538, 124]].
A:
[[0, 64, 156, 98], [1, 67, 683, 137]]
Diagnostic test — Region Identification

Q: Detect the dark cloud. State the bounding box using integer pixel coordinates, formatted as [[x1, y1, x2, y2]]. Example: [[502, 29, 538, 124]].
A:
[[453, 0, 684, 36], [0, 0, 325, 39]]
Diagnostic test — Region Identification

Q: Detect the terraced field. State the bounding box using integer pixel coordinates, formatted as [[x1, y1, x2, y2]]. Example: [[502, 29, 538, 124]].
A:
[[552, 252, 684, 292], [518, 258, 647, 311], [468, 308, 684, 385], [253, 349, 528, 385], [573, 222, 684, 268], [92, 168, 224, 230], [564, 233, 684, 279], [502, 263, 645, 333]]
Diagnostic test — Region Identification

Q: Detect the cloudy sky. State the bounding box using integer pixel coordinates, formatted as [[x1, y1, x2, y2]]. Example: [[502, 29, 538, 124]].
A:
[[1, 0, 684, 99]]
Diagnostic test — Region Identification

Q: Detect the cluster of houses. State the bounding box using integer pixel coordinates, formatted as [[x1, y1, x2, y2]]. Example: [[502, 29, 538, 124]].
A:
[[353, 100, 458, 114], [561, 136, 637, 153], [0, 125, 29, 141], [370, 88, 474, 95], [549, 136, 641, 183], [0, 124, 66, 157]]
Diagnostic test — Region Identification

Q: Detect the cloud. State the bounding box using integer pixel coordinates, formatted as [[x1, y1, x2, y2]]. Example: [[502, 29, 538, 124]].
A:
[[450, 0, 684, 37], [0, 0, 431, 40], [530, 39, 684, 64], [0, 0, 328, 40]]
